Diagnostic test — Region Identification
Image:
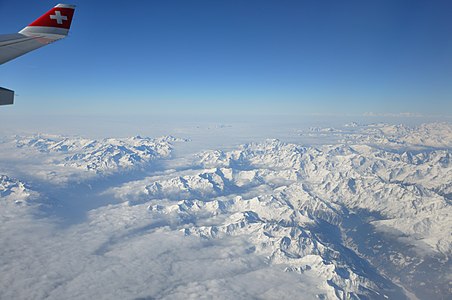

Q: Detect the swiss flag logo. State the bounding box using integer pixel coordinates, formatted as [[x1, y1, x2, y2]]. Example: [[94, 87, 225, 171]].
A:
[[28, 7, 75, 29]]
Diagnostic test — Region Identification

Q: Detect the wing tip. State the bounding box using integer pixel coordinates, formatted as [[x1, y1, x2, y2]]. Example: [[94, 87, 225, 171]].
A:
[[55, 4, 76, 9]]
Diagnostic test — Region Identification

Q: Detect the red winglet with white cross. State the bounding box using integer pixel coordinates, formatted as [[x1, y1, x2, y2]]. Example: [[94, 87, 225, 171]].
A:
[[19, 4, 75, 37], [28, 4, 75, 29]]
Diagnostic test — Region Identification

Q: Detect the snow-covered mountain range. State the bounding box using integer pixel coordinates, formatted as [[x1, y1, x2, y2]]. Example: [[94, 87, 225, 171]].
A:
[[0, 134, 187, 184], [0, 122, 450, 299], [113, 137, 451, 299], [14, 134, 186, 172]]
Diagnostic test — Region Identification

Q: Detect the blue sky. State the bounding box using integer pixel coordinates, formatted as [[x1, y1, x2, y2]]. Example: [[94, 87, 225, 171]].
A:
[[0, 0, 451, 116]]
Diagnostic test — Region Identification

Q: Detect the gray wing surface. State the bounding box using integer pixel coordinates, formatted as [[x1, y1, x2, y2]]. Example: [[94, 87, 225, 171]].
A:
[[0, 33, 57, 65]]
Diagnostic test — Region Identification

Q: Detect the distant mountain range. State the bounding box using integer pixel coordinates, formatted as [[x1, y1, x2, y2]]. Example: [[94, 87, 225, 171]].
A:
[[1, 123, 450, 299]]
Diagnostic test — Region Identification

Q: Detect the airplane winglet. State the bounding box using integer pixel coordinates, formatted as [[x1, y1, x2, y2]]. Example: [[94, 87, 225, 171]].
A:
[[0, 4, 76, 106], [19, 4, 76, 37]]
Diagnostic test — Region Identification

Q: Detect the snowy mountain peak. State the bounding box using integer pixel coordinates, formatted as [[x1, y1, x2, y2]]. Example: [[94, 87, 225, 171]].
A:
[[12, 134, 187, 174], [0, 175, 38, 204]]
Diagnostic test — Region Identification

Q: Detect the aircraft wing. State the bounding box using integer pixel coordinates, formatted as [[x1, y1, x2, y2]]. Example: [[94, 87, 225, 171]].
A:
[[0, 4, 75, 105]]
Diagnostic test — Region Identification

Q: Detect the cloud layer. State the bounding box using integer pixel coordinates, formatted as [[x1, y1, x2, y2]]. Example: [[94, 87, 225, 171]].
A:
[[1, 122, 451, 299]]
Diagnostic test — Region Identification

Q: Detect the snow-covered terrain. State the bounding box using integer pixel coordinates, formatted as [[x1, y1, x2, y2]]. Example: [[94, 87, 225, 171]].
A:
[[0, 134, 186, 184], [0, 174, 39, 204], [0, 122, 450, 299]]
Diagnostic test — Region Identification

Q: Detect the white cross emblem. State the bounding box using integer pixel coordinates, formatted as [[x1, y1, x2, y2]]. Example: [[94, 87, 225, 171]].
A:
[[50, 11, 68, 25]]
